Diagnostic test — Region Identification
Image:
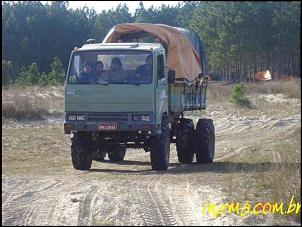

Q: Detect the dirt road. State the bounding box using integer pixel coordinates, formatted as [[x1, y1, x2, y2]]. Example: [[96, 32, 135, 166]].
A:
[[2, 93, 301, 226]]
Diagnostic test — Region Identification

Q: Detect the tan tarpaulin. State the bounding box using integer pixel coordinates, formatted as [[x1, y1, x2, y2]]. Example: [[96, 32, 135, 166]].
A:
[[247, 71, 301, 81], [102, 23, 203, 83], [247, 70, 272, 81]]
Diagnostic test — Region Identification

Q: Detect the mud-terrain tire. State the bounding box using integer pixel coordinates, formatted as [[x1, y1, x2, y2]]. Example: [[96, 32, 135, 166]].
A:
[[108, 147, 126, 162], [71, 131, 93, 170], [92, 149, 107, 162], [176, 118, 195, 164], [195, 119, 215, 163], [150, 122, 170, 170]]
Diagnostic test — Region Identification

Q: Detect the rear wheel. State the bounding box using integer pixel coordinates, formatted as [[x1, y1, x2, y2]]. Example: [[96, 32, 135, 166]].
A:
[[108, 147, 126, 162], [176, 118, 194, 164], [71, 131, 93, 170], [195, 119, 215, 163], [150, 122, 170, 170]]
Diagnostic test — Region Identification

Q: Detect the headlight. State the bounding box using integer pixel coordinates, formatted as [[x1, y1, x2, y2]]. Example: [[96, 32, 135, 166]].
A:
[[68, 114, 85, 121], [77, 115, 85, 120], [133, 115, 150, 121], [68, 115, 76, 121], [142, 115, 150, 121]]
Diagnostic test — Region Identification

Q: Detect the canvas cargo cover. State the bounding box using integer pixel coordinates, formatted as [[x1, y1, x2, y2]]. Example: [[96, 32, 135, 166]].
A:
[[102, 23, 204, 84], [172, 27, 207, 76]]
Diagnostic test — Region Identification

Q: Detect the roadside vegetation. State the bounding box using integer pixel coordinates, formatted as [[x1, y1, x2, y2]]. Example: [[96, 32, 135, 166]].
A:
[[2, 85, 64, 122]]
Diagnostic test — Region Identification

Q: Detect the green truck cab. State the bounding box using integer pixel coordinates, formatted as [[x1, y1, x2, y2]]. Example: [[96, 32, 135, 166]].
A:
[[64, 23, 215, 171]]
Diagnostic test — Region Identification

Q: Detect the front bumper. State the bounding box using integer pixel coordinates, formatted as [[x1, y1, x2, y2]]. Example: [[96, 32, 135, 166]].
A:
[[64, 112, 160, 134]]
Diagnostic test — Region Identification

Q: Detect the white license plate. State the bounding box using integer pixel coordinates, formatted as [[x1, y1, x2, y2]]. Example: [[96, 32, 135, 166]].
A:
[[98, 123, 117, 131]]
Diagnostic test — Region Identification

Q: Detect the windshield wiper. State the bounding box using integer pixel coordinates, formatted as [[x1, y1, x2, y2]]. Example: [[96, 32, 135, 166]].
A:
[[97, 81, 109, 86]]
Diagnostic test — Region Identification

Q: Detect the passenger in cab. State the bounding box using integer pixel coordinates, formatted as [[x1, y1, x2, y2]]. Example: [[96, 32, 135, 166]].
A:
[[127, 55, 152, 84], [77, 62, 98, 84], [103, 57, 127, 83], [94, 61, 105, 78]]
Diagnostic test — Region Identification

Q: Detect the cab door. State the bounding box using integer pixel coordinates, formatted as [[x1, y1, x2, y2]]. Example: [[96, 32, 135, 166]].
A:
[[155, 54, 169, 122]]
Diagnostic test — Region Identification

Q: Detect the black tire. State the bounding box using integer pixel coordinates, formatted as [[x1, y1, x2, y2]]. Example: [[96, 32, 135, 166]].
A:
[[71, 131, 93, 170], [176, 118, 194, 164], [92, 149, 107, 162], [150, 122, 170, 170], [195, 119, 215, 163], [108, 147, 126, 162]]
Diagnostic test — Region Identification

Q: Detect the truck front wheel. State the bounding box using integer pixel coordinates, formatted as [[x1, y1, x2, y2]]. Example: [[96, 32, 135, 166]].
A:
[[176, 118, 194, 164], [150, 122, 170, 170], [195, 119, 215, 163], [71, 131, 93, 170]]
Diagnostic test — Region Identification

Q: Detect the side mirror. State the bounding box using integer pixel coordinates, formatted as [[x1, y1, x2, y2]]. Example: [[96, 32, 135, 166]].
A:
[[168, 70, 175, 83]]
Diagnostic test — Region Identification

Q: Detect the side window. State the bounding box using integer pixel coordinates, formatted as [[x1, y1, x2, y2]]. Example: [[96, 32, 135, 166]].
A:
[[157, 54, 165, 79], [68, 55, 80, 83]]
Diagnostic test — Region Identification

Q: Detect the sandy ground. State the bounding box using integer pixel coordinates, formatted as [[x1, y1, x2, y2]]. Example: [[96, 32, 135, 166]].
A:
[[2, 92, 301, 226]]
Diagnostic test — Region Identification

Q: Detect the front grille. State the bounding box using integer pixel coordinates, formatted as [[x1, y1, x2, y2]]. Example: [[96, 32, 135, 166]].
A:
[[87, 113, 128, 121]]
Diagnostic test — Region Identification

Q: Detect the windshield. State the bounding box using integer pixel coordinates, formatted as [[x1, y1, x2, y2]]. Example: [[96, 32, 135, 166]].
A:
[[67, 50, 153, 85]]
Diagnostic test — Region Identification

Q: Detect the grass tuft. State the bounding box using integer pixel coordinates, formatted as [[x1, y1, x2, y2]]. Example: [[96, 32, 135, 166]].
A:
[[2, 85, 64, 121]]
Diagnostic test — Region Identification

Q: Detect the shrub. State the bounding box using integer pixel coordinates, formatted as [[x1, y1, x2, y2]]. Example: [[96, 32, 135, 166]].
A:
[[229, 82, 251, 108]]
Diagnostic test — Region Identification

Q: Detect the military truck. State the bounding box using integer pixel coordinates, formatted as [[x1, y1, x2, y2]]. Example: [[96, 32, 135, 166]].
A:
[[64, 23, 215, 171]]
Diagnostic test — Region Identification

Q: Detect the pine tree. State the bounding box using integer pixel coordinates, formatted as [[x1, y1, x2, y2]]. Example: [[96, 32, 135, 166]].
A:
[[14, 66, 32, 87], [229, 82, 251, 108], [38, 72, 50, 87], [48, 57, 65, 85]]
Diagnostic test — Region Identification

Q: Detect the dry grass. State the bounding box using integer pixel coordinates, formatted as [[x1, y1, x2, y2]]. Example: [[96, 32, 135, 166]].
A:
[[2, 123, 71, 175], [207, 80, 301, 116], [247, 80, 301, 99], [2, 85, 66, 175], [207, 80, 301, 102], [2, 85, 64, 122]]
